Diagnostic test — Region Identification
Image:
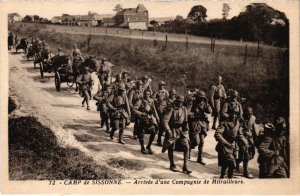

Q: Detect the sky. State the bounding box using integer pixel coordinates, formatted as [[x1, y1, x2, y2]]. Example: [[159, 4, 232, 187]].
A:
[[2, 0, 296, 20]]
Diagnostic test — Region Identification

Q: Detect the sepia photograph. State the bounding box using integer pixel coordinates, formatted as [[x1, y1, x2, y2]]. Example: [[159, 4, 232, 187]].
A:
[[1, 0, 299, 194]]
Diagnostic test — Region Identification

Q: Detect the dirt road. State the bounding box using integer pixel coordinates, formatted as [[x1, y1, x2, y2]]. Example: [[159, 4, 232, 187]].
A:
[[9, 50, 259, 179]]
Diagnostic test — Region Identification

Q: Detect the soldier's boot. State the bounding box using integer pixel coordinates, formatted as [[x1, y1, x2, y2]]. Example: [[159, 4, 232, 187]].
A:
[[188, 149, 191, 160], [220, 166, 227, 179], [82, 99, 85, 107], [139, 137, 147, 154], [157, 132, 163, 146], [88, 90, 92, 100], [105, 119, 110, 133], [243, 161, 253, 178], [228, 168, 234, 179], [197, 144, 206, 165], [168, 149, 179, 172], [146, 133, 156, 155], [110, 129, 115, 140], [118, 130, 125, 144], [183, 150, 192, 174], [235, 160, 241, 173]]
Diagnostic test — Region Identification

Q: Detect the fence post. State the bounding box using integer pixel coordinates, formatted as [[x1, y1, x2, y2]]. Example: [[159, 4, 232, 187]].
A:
[[165, 33, 168, 44], [243, 44, 248, 66], [153, 32, 157, 47]]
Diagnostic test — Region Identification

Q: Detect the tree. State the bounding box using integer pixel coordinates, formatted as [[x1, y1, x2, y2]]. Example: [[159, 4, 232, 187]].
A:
[[88, 11, 98, 16], [33, 15, 40, 22], [222, 3, 231, 20], [187, 5, 207, 23], [113, 4, 123, 13], [22, 15, 33, 22]]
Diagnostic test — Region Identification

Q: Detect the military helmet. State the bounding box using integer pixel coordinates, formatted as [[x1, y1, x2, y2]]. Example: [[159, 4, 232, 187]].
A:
[[218, 75, 222, 81], [84, 66, 90, 71], [73, 43, 77, 47], [118, 83, 126, 91], [58, 47, 62, 51], [143, 75, 148, 80], [233, 90, 239, 98], [159, 81, 166, 86], [176, 95, 185, 102], [197, 90, 206, 98], [169, 89, 176, 95], [137, 80, 144, 86]]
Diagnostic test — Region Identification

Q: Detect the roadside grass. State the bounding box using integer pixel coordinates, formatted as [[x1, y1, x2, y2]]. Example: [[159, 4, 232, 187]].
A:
[[107, 158, 146, 171], [11, 25, 289, 122], [9, 98, 124, 180]]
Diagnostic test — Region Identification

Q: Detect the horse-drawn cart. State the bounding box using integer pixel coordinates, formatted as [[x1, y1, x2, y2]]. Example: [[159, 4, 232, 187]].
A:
[[54, 55, 75, 91]]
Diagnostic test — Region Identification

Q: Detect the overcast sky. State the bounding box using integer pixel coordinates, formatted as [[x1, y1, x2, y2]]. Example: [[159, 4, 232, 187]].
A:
[[3, 0, 294, 20]]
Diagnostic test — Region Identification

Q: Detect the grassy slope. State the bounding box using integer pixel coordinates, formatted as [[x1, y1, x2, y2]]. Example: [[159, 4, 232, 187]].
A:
[[9, 99, 124, 180], [11, 24, 289, 122]]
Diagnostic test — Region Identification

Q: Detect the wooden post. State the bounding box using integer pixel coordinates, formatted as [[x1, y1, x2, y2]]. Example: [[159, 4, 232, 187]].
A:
[[165, 33, 168, 44], [243, 44, 248, 66]]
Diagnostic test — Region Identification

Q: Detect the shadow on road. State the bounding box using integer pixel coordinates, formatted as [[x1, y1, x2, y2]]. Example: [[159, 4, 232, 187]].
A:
[[23, 66, 39, 73], [32, 75, 53, 83], [40, 86, 79, 98]]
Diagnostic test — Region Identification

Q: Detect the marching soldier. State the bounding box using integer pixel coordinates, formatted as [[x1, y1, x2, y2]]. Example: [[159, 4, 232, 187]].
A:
[[111, 74, 122, 94], [214, 90, 243, 178], [128, 80, 145, 139], [14, 35, 19, 48], [133, 89, 160, 154], [210, 76, 227, 130], [106, 83, 131, 144], [56, 48, 64, 57], [188, 90, 212, 165], [95, 83, 112, 132], [8, 32, 14, 50], [154, 81, 169, 146], [258, 116, 289, 178], [236, 106, 256, 178], [76, 67, 94, 110], [162, 95, 192, 174], [97, 59, 111, 88], [142, 75, 153, 94], [168, 89, 177, 108]]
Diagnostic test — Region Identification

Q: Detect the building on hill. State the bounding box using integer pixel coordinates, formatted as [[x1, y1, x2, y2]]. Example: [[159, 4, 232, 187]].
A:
[[60, 13, 114, 27], [115, 4, 148, 30], [8, 13, 22, 25]]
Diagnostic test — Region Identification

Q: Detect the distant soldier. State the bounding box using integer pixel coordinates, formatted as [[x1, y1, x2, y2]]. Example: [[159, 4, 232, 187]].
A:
[[14, 35, 19, 48], [94, 83, 112, 133], [188, 90, 212, 165], [76, 67, 94, 110], [72, 44, 83, 90], [214, 90, 243, 178], [142, 75, 153, 94], [8, 32, 14, 50], [210, 76, 227, 130], [162, 95, 192, 174], [154, 81, 169, 146], [258, 116, 289, 178], [56, 48, 64, 57], [97, 59, 111, 88], [236, 106, 256, 178], [167, 89, 177, 108], [111, 74, 122, 94], [106, 83, 131, 144], [128, 80, 145, 139], [133, 90, 160, 154]]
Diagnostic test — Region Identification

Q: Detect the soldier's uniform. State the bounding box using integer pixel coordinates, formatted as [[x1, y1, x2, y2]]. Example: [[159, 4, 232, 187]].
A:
[[111, 74, 122, 95], [8, 32, 14, 50], [214, 90, 243, 178], [236, 107, 256, 178], [154, 81, 169, 146], [258, 117, 289, 178], [94, 83, 112, 132], [210, 76, 227, 130], [106, 83, 131, 144], [128, 80, 144, 139], [72, 44, 83, 76], [98, 60, 111, 87], [133, 90, 159, 154], [76, 67, 94, 110], [162, 95, 191, 174], [188, 91, 212, 165]]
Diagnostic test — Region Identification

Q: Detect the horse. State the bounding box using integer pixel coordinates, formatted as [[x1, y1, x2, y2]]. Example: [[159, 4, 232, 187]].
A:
[[16, 38, 27, 53]]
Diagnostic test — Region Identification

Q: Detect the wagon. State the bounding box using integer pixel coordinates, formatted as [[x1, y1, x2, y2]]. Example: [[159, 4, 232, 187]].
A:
[[54, 55, 75, 91]]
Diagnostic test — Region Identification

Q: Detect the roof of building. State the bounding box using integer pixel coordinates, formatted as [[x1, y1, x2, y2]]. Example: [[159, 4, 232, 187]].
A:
[[8, 13, 21, 19], [117, 4, 147, 15]]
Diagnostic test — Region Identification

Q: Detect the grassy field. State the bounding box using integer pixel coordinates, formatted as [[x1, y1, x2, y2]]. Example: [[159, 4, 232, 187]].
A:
[[10, 24, 289, 123]]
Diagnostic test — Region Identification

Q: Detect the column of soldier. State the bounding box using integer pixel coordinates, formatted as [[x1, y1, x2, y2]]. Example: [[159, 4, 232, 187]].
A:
[[9, 33, 289, 179]]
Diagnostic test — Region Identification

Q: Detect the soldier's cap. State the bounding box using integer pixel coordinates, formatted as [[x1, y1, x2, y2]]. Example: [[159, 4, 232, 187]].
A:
[[176, 95, 185, 102], [73, 43, 77, 47], [89, 55, 96, 59], [118, 83, 126, 91], [143, 75, 149, 80], [122, 70, 129, 75], [116, 74, 121, 78], [58, 47, 62, 50], [264, 123, 275, 130], [169, 89, 176, 95], [232, 90, 239, 98], [218, 75, 222, 81], [159, 81, 166, 86]]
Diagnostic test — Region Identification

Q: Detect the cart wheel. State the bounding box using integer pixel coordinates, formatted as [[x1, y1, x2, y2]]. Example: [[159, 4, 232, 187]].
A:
[[40, 63, 44, 78], [55, 72, 61, 92]]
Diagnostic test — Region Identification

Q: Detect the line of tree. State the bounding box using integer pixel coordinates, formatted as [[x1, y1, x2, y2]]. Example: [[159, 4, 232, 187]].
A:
[[151, 3, 289, 47]]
